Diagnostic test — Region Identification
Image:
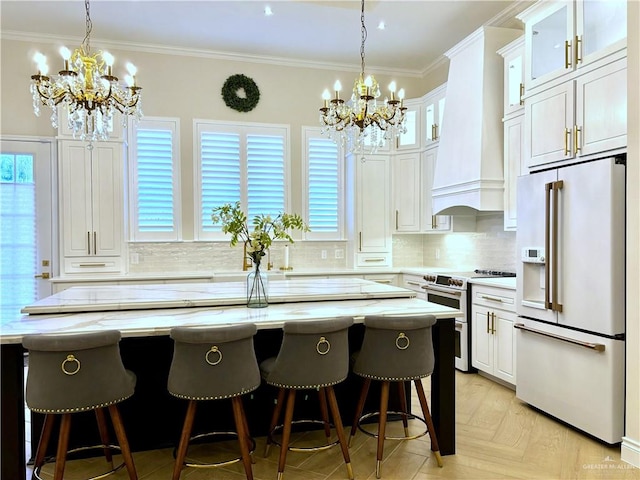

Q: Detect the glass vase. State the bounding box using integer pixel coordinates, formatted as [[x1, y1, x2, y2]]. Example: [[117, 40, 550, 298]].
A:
[[247, 261, 269, 308]]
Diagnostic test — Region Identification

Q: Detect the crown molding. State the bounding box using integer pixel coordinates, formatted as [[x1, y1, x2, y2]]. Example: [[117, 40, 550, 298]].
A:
[[1, 30, 424, 78]]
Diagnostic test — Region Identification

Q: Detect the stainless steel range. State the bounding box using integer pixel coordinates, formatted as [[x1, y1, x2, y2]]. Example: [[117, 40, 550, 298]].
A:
[[420, 269, 516, 372]]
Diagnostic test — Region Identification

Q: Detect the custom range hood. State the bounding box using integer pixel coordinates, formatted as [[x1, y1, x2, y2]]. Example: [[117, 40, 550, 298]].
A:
[[433, 26, 522, 216]]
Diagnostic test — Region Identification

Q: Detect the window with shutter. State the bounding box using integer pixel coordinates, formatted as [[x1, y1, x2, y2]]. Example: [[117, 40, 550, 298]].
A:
[[129, 117, 181, 241], [195, 120, 289, 240], [303, 127, 344, 240]]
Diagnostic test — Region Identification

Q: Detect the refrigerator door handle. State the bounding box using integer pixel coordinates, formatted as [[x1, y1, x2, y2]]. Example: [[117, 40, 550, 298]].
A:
[[545, 182, 553, 310], [552, 181, 564, 313], [514, 323, 605, 352]]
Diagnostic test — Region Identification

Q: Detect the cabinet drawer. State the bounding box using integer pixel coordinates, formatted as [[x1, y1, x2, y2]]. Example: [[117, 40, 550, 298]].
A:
[[63, 257, 124, 274], [401, 274, 424, 293], [472, 285, 516, 312], [355, 253, 391, 268]]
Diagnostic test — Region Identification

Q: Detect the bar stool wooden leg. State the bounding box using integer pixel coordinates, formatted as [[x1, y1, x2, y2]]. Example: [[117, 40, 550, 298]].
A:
[[376, 381, 390, 479], [318, 388, 332, 441], [277, 389, 297, 480], [54, 414, 71, 480], [238, 400, 255, 464], [349, 377, 371, 446], [32, 414, 56, 478], [397, 381, 410, 437], [265, 388, 286, 457], [108, 404, 138, 480], [95, 407, 114, 465], [172, 400, 197, 480], [325, 386, 354, 480], [414, 379, 443, 467], [231, 397, 254, 480]]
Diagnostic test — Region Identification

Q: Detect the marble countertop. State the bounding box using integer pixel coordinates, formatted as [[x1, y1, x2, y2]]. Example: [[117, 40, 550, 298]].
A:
[[21, 278, 415, 314], [1, 297, 462, 344]]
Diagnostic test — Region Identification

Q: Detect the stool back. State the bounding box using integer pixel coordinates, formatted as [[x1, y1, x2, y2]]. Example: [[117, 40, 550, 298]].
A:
[[168, 323, 260, 400], [23, 330, 135, 413], [264, 317, 353, 389], [353, 315, 437, 381]]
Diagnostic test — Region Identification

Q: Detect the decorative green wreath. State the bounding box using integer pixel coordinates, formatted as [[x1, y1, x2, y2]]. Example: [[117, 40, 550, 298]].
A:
[[221, 74, 260, 112]]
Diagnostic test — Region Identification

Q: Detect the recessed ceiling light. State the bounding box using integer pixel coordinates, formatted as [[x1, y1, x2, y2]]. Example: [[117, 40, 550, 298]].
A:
[[377, 21, 386, 30], [264, 5, 273, 16]]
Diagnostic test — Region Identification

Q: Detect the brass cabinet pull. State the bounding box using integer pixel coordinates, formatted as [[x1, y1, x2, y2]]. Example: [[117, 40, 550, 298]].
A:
[[574, 125, 581, 154], [564, 40, 572, 69], [515, 323, 604, 352], [34, 272, 50, 279], [395, 210, 399, 230], [431, 124, 436, 141], [87, 231, 91, 255], [519, 83, 525, 105], [491, 312, 496, 334], [93, 231, 97, 255], [364, 258, 385, 262], [359, 232, 362, 252], [406, 281, 421, 286], [78, 263, 107, 267], [486, 312, 490, 334], [481, 295, 503, 303], [432, 215, 437, 230], [575, 35, 582, 65], [564, 128, 570, 156], [434, 124, 439, 140]]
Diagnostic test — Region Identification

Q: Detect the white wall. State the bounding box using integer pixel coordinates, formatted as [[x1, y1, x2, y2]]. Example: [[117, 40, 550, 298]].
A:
[[623, 0, 640, 468]]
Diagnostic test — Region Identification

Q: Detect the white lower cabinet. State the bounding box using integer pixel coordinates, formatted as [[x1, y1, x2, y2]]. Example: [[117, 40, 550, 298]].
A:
[[471, 284, 517, 385]]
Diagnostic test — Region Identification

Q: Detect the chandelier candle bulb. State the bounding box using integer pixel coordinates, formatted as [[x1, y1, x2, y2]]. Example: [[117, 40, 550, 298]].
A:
[[59, 47, 71, 71]]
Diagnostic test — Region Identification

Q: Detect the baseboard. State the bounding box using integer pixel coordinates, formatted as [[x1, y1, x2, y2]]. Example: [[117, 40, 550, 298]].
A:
[[621, 435, 640, 468]]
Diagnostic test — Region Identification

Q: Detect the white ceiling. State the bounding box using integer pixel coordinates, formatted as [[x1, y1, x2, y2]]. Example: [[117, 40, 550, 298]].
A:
[[0, 0, 531, 75]]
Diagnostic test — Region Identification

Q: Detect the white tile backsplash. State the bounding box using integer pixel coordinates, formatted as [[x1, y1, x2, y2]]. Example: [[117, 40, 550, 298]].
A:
[[128, 214, 516, 274]]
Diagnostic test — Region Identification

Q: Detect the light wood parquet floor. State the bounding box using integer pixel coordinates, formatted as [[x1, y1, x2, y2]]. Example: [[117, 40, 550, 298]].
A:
[[27, 372, 639, 480]]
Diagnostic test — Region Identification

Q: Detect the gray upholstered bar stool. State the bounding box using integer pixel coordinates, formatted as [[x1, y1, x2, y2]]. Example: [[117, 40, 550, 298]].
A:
[[260, 317, 354, 480], [168, 323, 260, 480], [23, 330, 138, 480], [350, 314, 443, 478]]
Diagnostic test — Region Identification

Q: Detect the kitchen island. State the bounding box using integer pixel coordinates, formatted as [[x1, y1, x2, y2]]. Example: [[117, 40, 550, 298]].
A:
[[1, 278, 462, 480]]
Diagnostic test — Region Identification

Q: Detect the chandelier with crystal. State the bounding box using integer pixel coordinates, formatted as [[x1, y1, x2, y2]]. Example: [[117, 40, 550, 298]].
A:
[[319, 0, 406, 153], [30, 0, 142, 142]]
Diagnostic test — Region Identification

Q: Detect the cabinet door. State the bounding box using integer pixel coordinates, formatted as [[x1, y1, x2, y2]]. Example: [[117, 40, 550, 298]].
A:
[[356, 155, 390, 253], [503, 115, 524, 230], [60, 141, 93, 257], [575, 57, 627, 157], [420, 147, 450, 232], [91, 144, 123, 256], [501, 37, 525, 116], [525, 1, 574, 90], [493, 310, 517, 384], [525, 81, 575, 169], [472, 305, 493, 372], [424, 86, 446, 147], [394, 153, 420, 232], [576, 0, 626, 67], [396, 99, 421, 150]]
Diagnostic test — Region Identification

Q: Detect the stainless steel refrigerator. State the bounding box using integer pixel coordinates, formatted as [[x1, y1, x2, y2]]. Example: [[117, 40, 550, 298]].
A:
[[515, 156, 625, 444]]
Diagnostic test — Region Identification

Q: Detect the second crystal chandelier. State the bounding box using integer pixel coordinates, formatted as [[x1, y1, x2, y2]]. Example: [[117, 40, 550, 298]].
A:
[[319, 0, 406, 153]]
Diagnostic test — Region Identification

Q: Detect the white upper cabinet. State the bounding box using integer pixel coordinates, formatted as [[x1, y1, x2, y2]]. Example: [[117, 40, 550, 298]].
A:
[[498, 37, 525, 118], [393, 152, 421, 232], [396, 98, 422, 151], [519, 0, 626, 92], [423, 84, 446, 147]]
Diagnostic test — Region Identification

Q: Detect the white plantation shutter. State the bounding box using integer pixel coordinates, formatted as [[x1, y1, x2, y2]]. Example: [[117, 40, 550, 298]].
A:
[[303, 128, 344, 240], [0, 153, 37, 318], [195, 121, 289, 240], [201, 131, 241, 233], [247, 134, 285, 219], [130, 118, 181, 241]]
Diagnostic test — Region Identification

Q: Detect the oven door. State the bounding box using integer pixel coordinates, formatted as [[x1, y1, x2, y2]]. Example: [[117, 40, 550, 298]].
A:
[[422, 284, 469, 372]]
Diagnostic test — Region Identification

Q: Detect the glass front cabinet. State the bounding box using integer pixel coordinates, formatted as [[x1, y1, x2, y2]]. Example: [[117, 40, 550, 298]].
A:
[[518, 0, 627, 92]]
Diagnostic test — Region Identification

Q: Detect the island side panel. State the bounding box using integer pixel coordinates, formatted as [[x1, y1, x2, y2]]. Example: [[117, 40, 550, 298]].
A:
[[431, 317, 456, 455], [1, 343, 26, 480]]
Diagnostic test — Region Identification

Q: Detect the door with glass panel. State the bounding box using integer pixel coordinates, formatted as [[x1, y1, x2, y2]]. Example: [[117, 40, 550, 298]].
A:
[[0, 140, 54, 320]]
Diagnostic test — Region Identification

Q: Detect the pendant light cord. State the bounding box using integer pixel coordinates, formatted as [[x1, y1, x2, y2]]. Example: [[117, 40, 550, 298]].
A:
[[360, 0, 367, 78], [82, 0, 92, 53]]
